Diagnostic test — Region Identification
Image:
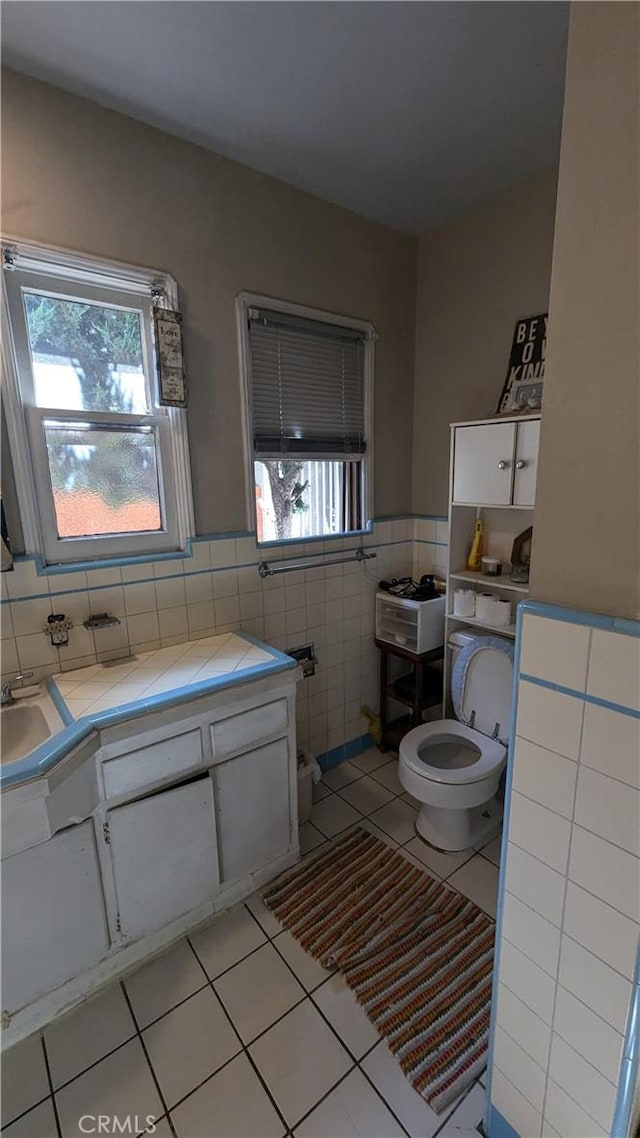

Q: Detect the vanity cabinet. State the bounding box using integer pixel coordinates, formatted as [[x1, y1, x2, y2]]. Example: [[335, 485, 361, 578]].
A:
[[2, 821, 109, 1011], [452, 417, 540, 507], [212, 737, 292, 883], [106, 774, 219, 942]]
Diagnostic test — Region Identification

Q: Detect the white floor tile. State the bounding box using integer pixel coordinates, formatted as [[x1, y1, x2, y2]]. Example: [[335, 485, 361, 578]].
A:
[[338, 775, 396, 816], [245, 893, 283, 939], [125, 939, 206, 1028], [299, 822, 327, 855], [322, 762, 365, 791], [55, 1037, 164, 1138], [448, 853, 499, 917], [356, 817, 400, 848], [311, 796, 363, 838], [436, 1082, 487, 1136], [349, 749, 391, 775], [370, 761, 404, 796], [1, 1098, 58, 1138], [295, 1069, 404, 1137], [1, 1034, 49, 1126], [44, 985, 136, 1089], [313, 780, 333, 802], [171, 1053, 285, 1138], [403, 837, 474, 880], [478, 833, 502, 867], [214, 942, 305, 1043], [369, 799, 418, 844], [249, 1000, 352, 1127], [361, 1043, 441, 1138], [312, 974, 380, 1058], [142, 987, 240, 1108], [273, 930, 332, 991], [190, 904, 267, 978]]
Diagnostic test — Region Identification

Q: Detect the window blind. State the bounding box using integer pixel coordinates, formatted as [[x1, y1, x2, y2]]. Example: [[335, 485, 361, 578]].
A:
[[247, 307, 367, 457]]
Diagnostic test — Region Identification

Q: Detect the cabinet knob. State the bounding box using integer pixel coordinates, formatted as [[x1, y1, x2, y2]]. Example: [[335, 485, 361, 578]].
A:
[[497, 460, 509, 470], [515, 460, 526, 469]]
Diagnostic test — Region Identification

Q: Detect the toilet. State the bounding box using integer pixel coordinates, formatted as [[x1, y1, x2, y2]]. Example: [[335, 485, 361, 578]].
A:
[[399, 630, 514, 852]]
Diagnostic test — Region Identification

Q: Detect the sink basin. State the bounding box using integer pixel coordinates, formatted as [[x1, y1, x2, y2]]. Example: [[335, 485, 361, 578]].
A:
[[1, 688, 64, 764]]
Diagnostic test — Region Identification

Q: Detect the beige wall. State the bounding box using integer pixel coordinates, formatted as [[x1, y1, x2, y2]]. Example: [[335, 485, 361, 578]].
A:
[[531, 2, 640, 619], [0, 68, 417, 542], [412, 171, 558, 516]]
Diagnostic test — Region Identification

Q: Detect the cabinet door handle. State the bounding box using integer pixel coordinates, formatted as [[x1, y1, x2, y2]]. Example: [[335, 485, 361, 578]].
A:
[[497, 460, 509, 470], [515, 460, 526, 469]]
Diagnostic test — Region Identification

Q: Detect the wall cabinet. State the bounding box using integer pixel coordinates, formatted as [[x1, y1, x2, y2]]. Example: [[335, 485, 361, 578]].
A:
[[452, 417, 540, 507]]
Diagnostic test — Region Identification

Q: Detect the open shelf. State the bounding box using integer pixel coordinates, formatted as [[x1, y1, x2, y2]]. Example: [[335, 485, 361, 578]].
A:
[[446, 612, 517, 639], [449, 569, 529, 595]]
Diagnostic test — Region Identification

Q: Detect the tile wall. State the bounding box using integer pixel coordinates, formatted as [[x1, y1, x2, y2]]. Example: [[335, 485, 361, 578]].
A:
[[487, 606, 640, 1138], [0, 517, 448, 762]]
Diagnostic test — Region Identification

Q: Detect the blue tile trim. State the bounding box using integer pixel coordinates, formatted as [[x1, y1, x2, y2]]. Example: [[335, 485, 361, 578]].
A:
[[484, 603, 525, 1136], [520, 599, 640, 638], [611, 941, 640, 1138], [484, 1104, 520, 1138], [44, 674, 74, 727], [316, 734, 373, 770], [519, 672, 640, 720], [0, 634, 297, 789]]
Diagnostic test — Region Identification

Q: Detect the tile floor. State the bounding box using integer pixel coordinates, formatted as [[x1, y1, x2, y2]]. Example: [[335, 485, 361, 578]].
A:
[[1, 748, 499, 1138]]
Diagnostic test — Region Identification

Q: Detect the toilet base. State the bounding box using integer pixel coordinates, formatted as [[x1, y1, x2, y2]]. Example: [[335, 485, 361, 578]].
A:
[[415, 796, 502, 853]]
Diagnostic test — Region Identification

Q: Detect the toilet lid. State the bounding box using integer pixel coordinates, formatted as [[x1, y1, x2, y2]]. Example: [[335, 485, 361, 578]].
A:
[[401, 720, 506, 784], [451, 635, 514, 743]]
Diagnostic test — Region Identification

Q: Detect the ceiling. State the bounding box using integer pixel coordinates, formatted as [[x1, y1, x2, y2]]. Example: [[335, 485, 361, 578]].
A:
[[1, 1, 569, 234]]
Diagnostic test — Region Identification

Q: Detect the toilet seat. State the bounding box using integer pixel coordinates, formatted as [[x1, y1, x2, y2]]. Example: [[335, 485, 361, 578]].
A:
[[401, 719, 506, 785]]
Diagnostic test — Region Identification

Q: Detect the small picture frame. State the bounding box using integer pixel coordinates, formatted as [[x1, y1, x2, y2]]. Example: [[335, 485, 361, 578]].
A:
[[154, 308, 187, 407], [496, 313, 547, 415]]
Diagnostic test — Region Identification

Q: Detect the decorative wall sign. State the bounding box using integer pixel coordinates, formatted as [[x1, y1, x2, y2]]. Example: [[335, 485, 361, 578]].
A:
[[154, 308, 187, 407], [496, 313, 547, 415]]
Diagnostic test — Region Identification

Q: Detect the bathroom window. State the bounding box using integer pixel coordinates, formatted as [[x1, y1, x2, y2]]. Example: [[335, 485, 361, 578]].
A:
[[237, 293, 374, 543], [2, 241, 194, 564]]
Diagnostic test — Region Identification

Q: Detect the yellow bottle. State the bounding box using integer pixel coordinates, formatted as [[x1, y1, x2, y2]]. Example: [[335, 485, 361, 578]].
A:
[[466, 518, 485, 572]]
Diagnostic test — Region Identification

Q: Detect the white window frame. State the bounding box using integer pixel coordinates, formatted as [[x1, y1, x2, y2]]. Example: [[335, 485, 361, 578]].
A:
[[1, 238, 194, 565], [236, 291, 375, 543]]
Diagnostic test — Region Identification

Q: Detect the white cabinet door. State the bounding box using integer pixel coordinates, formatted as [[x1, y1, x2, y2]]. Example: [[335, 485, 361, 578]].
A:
[[212, 738, 292, 883], [2, 822, 109, 1013], [512, 419, 540, 507], [108, 775, 219, 942], [453, 423, 516, 505]]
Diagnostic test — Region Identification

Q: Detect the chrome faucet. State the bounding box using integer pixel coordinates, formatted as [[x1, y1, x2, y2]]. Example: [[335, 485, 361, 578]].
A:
[[1, 672, 34, 706]]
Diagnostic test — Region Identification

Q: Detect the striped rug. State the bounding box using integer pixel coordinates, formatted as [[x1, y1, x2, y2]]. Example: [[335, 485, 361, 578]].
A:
[[263, 827, 494, 1114]]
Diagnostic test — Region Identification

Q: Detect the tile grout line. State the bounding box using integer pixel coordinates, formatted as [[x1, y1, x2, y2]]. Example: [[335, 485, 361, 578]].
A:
[[118, 980, 179, 1138], [40, 1033, 63, 1138]]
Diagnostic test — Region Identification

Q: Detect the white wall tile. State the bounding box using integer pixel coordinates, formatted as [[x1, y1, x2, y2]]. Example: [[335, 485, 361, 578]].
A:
[[16, 632, 60, 671], [568, 824, 639, 921], [563, 881, 639, 979], [184, 575, 213, 605], [516, 682, 583, 760], [123, 581, 157, 615], [508, 792, 572, 874], [491, 1069, 542, 1138], [10, 598, 50, 637], [553, 987, 623, 1085], [588, 628, 640, 711], [520, 615, 590, 691], [1, 637, 19, 675], [501, 892, 561, 979], [580, 701, 640, 788], [126, 612, 160, 647], [544, 1079, 607, 1138], [493, 1026, 546, 1112], [215, 568, 238, 598], [504, 844, 566, 927], [1, 606, 14, 640], [495, 984, 551, 1070], [155, 576, 187, 610], [558, 935, 632, 1033], [574, 765, 640, 856], [511, 737, 577, 818], [497, 941, 557, 1025], [548, 1034, 616, 1133]]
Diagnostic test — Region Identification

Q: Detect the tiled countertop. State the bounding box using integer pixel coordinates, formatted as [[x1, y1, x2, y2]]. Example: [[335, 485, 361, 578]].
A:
[[1, 632, 297, 789]]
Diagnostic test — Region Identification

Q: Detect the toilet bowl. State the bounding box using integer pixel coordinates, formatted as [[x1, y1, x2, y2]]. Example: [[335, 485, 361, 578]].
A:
[[399, 631, 514, 851]]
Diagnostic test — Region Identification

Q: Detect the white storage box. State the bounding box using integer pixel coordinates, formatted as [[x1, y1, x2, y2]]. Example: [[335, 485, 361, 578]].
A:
[[375, 592, 446, 654]]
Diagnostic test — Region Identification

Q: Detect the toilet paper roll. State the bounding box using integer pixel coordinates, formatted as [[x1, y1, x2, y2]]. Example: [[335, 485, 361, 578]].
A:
[[491, 598, 512, 628], [475, 593, 495, 622], [453, 589, 476, 617]]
